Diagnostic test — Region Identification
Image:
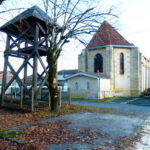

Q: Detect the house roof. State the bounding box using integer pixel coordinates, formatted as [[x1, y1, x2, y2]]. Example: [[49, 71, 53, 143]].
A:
[[66, 72, 98, 80], [58, 69, 78, 75], [87, 21, 132, 49], [66, 72, 110, 80]]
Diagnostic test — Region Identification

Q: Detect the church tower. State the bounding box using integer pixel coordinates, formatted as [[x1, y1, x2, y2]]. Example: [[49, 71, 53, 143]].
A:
[[78, 21, 140, 96]]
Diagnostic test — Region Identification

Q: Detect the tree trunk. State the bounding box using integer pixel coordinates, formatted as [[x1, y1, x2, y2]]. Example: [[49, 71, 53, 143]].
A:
[[47, 48, 59, 111]]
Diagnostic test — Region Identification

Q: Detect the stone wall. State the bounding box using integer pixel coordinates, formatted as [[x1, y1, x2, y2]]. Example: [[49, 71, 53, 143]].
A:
[[78, 45, 150, 97], [139, 54, 150, 93], [130, 47, 140, 96]]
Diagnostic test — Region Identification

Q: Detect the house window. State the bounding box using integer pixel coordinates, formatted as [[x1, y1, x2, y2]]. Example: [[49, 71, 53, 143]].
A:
[[120, 53, 124, 74], [87, 82, 90, 90], [75, 82, 78, 90], [94, 54, 103, 73]]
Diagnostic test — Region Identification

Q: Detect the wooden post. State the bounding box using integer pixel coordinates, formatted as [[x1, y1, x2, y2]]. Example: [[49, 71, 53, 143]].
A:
[[31, 88, 34, 112], [1, 35, 10, 106], [32, 24, 39, 103], [39, 88, 41, 100], [23, 48, 28, 100], [48, 92, 51, 108], [20, 87, 23, 109], [10, 87, 13, 104], [68, 88, 71, 105], [11, 87, 13, 99], [59, 88, 61, 106], [15, 87, 16, 98]]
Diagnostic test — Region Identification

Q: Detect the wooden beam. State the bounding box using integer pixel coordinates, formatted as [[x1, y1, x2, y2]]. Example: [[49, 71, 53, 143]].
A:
[[36, 50, 47, 73], [37, 22, 46, 34], [23, 60, 28, 100], [7, 33, 34, 46], [23, 42, 28, 100], [6, 50, 30, 57], [5, 50, 35, 92], [1, 35, 10, 105], [36, 73, 48, 97], [27, 62, 49, 87], [9, 28, 29, 49], [38, 37, 46, 46], [32, 23, 39, 100], [6, 60, 31, 96]]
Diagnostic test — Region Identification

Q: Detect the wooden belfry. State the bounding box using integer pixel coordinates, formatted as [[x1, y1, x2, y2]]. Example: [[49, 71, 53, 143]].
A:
[[0, 6, 51, 110]]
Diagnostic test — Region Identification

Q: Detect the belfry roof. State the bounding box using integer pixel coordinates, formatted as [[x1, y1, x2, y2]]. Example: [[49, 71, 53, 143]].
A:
[[87, 21, 132, 49]]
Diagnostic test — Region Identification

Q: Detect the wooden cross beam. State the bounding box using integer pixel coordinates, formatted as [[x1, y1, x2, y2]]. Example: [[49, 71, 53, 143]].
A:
[[36, 72, 49, 97], [6, 60, 31, 96], [1, 35, 10, 103], [5, 50, 35, 92], [36, 50, 47, 73]]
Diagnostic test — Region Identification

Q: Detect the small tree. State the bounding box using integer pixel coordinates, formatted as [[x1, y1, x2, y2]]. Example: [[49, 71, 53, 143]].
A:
[[44, 0, 117, 111]]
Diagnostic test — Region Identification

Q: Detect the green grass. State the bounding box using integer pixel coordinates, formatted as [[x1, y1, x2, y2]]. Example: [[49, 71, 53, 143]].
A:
[[0, 129, 22, 139], [62, 96, 135, 103]]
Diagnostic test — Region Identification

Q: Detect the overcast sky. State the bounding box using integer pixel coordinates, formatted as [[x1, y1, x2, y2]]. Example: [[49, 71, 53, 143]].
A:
[[0, 0, 150, 73]]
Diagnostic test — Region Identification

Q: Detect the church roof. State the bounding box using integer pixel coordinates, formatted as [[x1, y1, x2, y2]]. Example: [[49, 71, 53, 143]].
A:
[[87, 21, 132, 49]]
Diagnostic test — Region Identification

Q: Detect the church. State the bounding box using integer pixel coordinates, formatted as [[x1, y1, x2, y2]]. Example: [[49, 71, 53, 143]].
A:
[[67, 21, 150, 99]]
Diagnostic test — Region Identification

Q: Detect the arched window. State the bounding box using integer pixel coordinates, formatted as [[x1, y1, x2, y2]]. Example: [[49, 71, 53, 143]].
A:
[[94, 54, 103, 73], [87, 82, 90, 90], [120, 53, 124, 74], [75, 82, 78, 90]]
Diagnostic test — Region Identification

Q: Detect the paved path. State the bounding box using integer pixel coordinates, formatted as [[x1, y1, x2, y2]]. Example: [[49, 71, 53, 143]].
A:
[[62, 98, 150, 150], [63, 99, 150, 112]]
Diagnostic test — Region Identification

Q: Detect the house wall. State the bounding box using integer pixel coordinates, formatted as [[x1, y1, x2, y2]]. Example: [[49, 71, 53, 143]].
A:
[[0, 71, 13, 85], [99, 78, 112, 98], [68, 76, 99, 99]]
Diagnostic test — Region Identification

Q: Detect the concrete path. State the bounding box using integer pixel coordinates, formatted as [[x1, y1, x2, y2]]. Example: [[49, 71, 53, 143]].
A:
[[61, 98, 150, 150], [47, 112, 145, 150], [63, 99, 150, 112]]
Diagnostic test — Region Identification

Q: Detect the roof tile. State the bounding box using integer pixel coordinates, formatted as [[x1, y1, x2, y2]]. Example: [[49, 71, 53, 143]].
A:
[[87, 21, 131, 48]]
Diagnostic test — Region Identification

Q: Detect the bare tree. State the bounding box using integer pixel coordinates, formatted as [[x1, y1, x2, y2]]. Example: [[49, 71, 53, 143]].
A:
[[41, 0, 117, 111]]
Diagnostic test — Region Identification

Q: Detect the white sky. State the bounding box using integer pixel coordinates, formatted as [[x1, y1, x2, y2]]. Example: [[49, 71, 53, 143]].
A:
[[59, 0, 150, 71], [0, 0, 150, 74]]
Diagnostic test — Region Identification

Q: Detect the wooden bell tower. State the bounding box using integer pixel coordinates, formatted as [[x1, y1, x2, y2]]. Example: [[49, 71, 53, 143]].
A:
[[0, 6, 52, 110]]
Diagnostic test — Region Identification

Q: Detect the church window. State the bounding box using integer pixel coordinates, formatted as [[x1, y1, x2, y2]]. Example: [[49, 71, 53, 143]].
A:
[[75, 82, 78, 90], [87, 82, 90, 90], [120, 53, 124, 74], [94, 54, 103, 73]]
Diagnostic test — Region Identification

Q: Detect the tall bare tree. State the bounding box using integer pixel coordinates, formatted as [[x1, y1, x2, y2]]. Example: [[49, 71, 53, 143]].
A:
[[42, 0, 117, 111]]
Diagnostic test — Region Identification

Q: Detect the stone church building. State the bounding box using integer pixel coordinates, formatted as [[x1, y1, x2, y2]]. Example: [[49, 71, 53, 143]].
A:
[[67, 21, 150, 99]]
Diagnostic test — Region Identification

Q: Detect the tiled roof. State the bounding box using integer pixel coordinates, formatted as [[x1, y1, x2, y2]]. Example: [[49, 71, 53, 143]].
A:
[[87, 21, 131, 48]]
